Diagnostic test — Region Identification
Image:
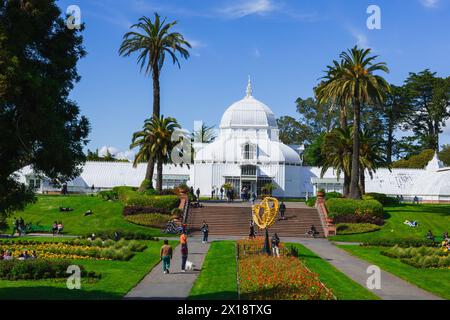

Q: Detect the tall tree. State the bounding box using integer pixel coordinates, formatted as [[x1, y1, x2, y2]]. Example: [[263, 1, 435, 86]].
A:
[[379, 85, 410, 163], [295, 97, 338, 137], [317, 46, 390, 199], [276, 116, 311, 145], [0, 0, 89, 220], [359, 130, 387, 195], [131, 115, 181, 192], [402, 70, 450, 151], [119, 13, 191, 190]]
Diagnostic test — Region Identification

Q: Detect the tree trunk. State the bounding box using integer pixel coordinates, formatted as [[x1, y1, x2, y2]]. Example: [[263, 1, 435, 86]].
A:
[[350, 100, 361, 199], [359, 167, 366, 195], [138, 157, 155, 192], [152, 67, 160, 118], [339, 103, 348, 130], [343, 172, 350, 198], [156, 160, 163, 192]]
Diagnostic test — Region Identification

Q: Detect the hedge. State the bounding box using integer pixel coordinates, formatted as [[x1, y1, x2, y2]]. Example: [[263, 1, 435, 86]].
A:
[[81, 230, 159, 241], [361, 239, 441, 248], [325, 198, 383, 218], [0, 259, 99, 280], [332, 214, 384, 226], [123, 206, 170, 216], [114, 186, 179, 212]]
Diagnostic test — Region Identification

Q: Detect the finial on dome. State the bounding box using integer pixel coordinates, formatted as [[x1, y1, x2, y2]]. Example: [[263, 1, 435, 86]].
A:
[[246, 75, 253, 98]]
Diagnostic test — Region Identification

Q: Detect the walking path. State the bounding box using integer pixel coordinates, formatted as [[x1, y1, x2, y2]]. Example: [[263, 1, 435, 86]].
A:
[[289, 238, 442, 300], [125, 238, 210, 300]]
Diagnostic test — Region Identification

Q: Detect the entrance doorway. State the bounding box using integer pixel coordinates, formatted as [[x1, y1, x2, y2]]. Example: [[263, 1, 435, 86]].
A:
[[241, 180, 256, 194]]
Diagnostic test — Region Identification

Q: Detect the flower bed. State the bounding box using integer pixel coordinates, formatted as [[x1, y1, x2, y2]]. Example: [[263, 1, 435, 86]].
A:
[[0, 239, 146, 261], [236, 238, 334, 300], [381, 245, 450, 269]]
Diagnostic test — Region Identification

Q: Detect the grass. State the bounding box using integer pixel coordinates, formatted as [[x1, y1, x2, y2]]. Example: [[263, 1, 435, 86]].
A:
[[330, 203, 450, 242], [189, 241, 238, 300], [0, 239, 178, 299], [3, 195, 171, 237], [340, 245, 450, 300], [290, 243, 379, 300]]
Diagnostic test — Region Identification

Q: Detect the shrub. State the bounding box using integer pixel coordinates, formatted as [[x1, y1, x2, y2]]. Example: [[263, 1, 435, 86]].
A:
[[159, 188, 177, 195], [362, 239, 441, 248], [325, 192, 342, 200], [332, 214, 385, 226], [336, 223, 381, 235], [125, 213, 171, 228], [326, 198, 383, 218], [123, 206, 168, 216], [98, 190, 118, 201], [364, 193, 399, 206], [139, 179, 152, 191], [381, 245, 449, 269], [0, 259, 100, 280], [306, 197, 317, 207]]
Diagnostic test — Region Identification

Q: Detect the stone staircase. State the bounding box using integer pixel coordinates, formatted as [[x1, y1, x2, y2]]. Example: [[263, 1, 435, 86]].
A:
[[188, 203, 325, 238]]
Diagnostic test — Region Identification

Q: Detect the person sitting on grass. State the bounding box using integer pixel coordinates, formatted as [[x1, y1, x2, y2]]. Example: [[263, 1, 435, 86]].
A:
[[426, 230, 435, 241], [57, 221, 64, 234], [443, 231, 449, 241], [404, 220, 418, 227], [3, 250, 13, 260], [52, 221, 58, 235]]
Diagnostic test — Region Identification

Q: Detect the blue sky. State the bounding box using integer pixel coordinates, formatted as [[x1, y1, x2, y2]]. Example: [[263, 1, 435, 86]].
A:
[[57, 0, 450, 158]]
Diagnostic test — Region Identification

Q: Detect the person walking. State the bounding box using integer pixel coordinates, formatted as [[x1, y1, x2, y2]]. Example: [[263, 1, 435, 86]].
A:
[[196, 188, 201, 201], [249, 220, 256, 239], [201, 221, 209, 244], [181, 243, 189, 272], [220, 187, 224, 200], [251, 192, 257, 205], [160, 240, 173, 274], [211, 187, 215, 200], [271, 233, 280, 257], [279, 201, 286, 220], [11, 218, 19, 237]]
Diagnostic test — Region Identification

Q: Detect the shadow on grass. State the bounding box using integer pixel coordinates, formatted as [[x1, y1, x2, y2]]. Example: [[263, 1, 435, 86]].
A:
[[386, 204, 450, 216], [0, 286, 122, 300]]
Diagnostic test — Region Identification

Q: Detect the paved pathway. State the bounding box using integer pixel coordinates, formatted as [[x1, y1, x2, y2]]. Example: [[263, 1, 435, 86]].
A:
[[291, 238, 442, 300], [125, 238, 210, 300]]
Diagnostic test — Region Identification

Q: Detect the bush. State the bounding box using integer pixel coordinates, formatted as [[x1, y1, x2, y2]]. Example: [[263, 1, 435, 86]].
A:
[[332, 214, 385, 226], [381, 245, 449, 269], [124, 194, 179, 211], [125, 213, 171, 228], [326, 198, 384, 218], [336, 223, 381, 235], [325, 192, 342, 200], [364, 193, 399, 206], [123, 206, 169, 216], [159, 188, 177, 195], [306, 197, 317, 207], [0, 259, 100, 280], [98, 190, 118, 201], [362, 239, 441, 248]]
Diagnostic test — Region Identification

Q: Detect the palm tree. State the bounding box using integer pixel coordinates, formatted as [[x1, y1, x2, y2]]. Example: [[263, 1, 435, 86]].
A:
[[316, 60, 352, 197], [317, 46, 390, 199], [130, 115, 181, 192], [192, 123, 216, 144], [320, 128, 352, 196], [119, 13, 191, 189]]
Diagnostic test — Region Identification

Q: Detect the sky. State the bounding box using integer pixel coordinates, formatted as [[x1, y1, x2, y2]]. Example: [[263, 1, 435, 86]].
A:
[[57, 0, 450, 159]]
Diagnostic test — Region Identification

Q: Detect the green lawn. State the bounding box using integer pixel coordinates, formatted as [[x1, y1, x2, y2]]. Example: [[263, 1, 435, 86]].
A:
[[340, 245, 450, 300], [3, 195, 170, 237], [290, 244, 379, 300], [189, 241, 238, 300], [0, 239, 177, 299], [330, 204, 450, 242]]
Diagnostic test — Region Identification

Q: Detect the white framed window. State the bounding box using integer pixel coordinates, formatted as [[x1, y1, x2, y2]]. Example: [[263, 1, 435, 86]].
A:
[[242, 143, 256, 160]]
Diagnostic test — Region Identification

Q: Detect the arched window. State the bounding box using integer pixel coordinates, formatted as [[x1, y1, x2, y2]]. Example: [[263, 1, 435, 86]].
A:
[[242, 143, 256, 160]]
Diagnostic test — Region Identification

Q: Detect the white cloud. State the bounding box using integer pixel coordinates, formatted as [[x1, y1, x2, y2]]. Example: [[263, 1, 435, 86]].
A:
[[98, 146, 134, 162], [218, 0, 277, 19], [420, 0, 440, 8], [351, 30, 370, 49]]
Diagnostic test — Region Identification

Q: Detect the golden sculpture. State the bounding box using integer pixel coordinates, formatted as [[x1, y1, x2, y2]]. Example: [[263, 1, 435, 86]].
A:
[[252, 197, 279, 229]]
